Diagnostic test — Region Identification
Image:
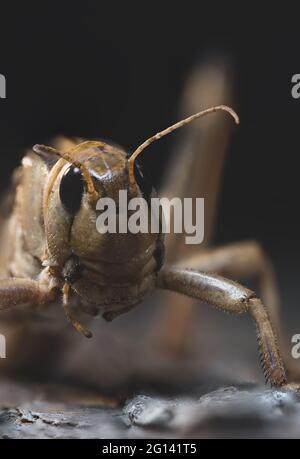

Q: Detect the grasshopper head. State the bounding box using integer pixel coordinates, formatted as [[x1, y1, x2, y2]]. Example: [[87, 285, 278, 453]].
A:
[[32, 105, 238, 337], [33, 141, 162, 336]]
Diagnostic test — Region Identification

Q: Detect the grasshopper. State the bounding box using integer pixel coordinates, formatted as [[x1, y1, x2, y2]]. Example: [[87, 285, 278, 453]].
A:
[[0, 69, 298, 395]]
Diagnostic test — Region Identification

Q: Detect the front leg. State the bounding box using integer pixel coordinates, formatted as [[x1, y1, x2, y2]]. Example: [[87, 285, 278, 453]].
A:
[[0, 278, 56, 311], [0, 277, 63, 379], [157, 267, 288, 388], [156, 241, 282, 358]]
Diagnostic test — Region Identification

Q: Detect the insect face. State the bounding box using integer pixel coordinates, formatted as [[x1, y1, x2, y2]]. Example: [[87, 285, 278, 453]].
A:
[[29, 105, 237, 335], [34, 141, 160, 323]]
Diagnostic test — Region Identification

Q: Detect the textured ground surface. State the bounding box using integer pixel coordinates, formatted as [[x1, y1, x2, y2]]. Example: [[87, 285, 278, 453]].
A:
[[1, 278, 300, 439], [1, 381, 300, 439]]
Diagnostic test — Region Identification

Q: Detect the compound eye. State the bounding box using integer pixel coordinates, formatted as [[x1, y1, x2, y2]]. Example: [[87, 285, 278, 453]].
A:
[[134, 161, 153, 200], [59, 165, 84, 214]]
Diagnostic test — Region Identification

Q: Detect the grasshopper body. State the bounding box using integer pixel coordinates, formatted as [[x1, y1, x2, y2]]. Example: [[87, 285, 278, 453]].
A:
[[0, 105, 297, 395]]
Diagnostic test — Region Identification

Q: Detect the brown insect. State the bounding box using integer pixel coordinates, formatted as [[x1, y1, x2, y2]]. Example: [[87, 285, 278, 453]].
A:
[[0, 80, 298, 394]]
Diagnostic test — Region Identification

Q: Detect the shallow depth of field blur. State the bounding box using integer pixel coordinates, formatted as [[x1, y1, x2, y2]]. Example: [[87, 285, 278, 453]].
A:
[[0, 3, 300, 439]]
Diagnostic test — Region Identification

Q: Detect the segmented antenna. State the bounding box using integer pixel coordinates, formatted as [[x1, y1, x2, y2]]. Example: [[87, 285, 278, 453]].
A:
[[128, 105, 239, 194], [33, 144, 99, 202]]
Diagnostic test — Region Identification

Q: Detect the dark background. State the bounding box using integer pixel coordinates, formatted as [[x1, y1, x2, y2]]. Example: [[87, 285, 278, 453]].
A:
[[0, 3, 299, 323]]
